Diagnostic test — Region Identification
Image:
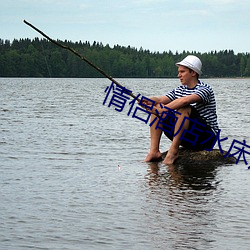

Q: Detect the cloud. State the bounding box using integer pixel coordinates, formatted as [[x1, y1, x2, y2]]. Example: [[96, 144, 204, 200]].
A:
[[79, 3, 89, 10], [134, 0, 168, 5], [1, 0, 250, 53], [206, 0, 238, 4], [198, 0, 250, 10]]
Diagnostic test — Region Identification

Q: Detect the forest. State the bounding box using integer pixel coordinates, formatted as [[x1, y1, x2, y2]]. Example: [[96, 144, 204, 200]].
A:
[[0, 38, 250, 78]]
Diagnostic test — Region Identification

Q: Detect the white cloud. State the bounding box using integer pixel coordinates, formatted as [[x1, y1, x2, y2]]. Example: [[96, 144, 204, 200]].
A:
[[206, 0, 238, 4], [79, 3, 89, 10], [1, 0, 250, 53], [134, 0, 168, 5]]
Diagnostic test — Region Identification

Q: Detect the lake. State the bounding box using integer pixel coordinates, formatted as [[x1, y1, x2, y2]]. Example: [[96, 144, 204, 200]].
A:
[[1, 78, 250, 250]]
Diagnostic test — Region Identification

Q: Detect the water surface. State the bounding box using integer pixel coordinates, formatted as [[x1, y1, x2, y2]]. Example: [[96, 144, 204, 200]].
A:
[[1, 78, 250, 249]]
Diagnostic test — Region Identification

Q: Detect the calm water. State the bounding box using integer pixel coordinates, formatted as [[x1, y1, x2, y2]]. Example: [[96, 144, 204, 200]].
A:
[[1, 78, 250, 250]]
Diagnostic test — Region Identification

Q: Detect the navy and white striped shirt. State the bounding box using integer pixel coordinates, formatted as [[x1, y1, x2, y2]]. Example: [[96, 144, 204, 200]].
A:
[[166, 80, 219, 134]]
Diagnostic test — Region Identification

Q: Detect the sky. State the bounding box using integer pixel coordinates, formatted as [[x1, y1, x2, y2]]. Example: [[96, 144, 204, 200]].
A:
[[1, 0, 250, 53]]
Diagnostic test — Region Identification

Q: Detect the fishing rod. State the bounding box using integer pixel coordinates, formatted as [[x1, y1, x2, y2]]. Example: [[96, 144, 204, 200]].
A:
[[23, 20, 140, 101]]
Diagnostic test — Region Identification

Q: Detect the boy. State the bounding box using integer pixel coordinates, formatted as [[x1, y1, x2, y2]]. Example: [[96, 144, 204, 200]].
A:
[[144, 55, 219, 164]]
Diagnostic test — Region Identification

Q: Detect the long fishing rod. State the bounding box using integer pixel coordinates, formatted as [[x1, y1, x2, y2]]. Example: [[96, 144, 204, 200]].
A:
[[23, 20, 140, 101]]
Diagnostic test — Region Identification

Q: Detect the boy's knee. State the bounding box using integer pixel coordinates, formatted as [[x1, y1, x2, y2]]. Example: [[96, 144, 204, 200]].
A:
[[176, 106, 191, 116]]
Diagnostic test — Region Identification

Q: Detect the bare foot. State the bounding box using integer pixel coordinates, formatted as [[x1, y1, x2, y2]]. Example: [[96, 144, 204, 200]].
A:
[[163, 150, 179, 165], [144, 151, 162, 162]]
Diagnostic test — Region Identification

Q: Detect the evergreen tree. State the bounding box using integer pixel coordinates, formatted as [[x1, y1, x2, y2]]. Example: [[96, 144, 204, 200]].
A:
[[0, 38, 249, 78]]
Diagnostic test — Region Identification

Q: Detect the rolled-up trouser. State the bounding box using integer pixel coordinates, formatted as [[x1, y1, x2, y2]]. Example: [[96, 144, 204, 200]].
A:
[[162, 106, 216, 150]]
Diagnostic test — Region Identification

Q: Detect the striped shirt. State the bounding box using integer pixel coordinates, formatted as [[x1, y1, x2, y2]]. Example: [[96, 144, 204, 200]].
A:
[[166, 80, 219, 134]]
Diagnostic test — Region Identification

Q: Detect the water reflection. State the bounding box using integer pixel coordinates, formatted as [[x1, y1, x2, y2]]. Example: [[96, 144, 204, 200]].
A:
[[147, 161, 220, 191], [144, 162, 221, 249]]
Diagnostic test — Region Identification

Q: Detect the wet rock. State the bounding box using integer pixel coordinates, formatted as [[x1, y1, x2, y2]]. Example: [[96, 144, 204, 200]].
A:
[[161, 148, 236, 165]]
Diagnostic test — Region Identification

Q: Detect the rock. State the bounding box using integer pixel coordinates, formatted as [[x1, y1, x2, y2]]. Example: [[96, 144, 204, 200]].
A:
[[161, 148, 236, 165]]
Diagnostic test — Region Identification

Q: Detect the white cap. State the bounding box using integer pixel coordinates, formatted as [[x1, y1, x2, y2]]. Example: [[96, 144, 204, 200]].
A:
[[176, 55, 202, 75]]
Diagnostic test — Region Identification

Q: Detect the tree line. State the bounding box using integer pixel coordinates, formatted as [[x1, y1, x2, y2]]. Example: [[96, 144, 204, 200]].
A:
[[0, 38, 250, 78]]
